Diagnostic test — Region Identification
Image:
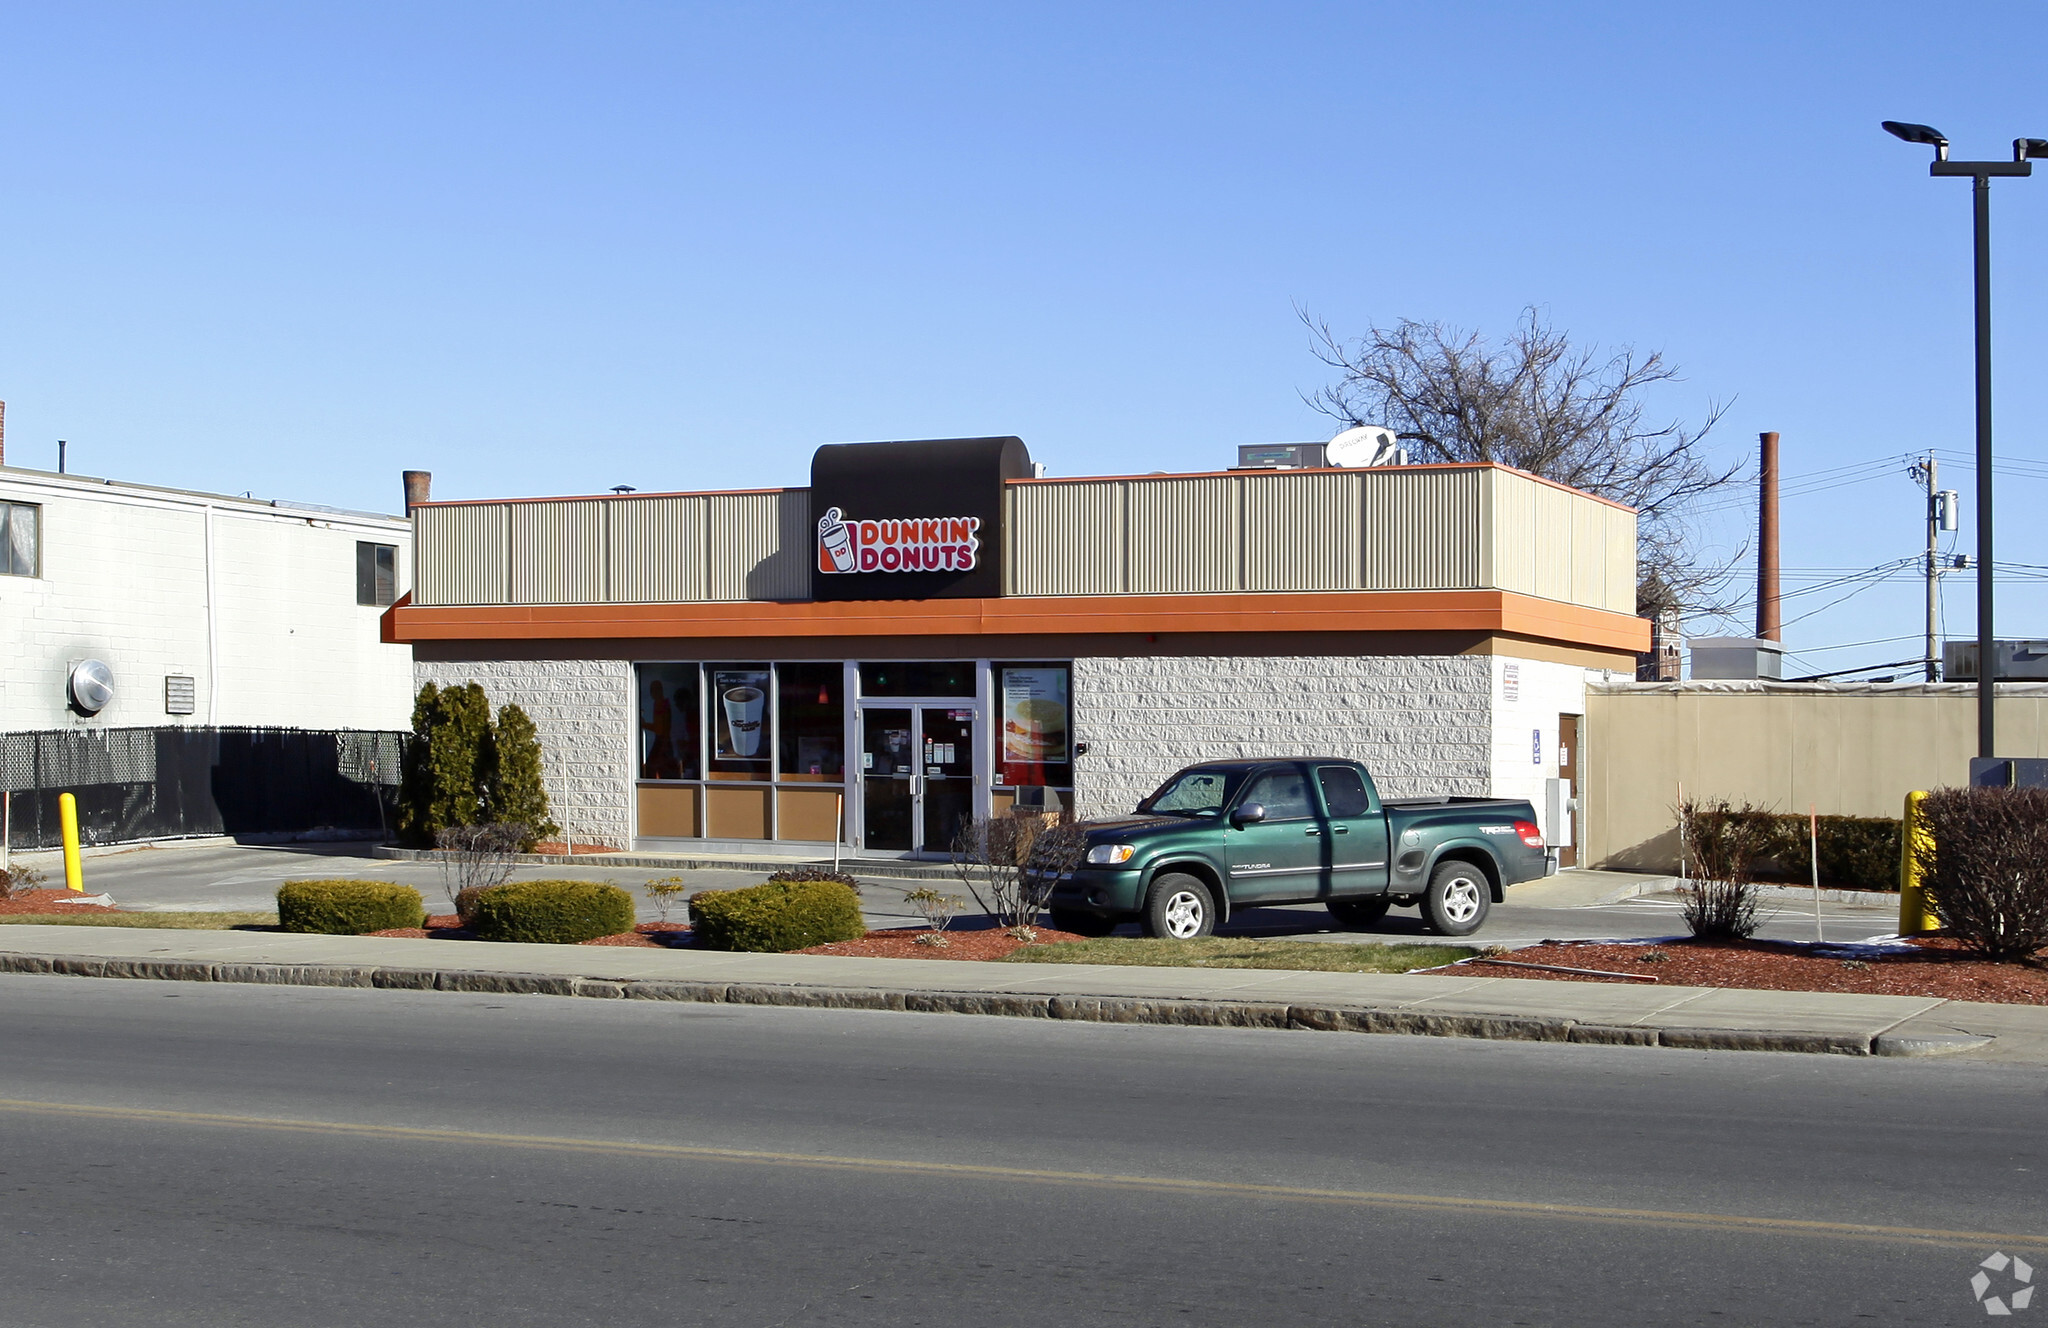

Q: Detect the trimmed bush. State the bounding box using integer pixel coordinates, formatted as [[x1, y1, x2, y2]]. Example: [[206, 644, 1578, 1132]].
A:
[[484, 704, 559, 850], [1916, 786, 2048, 962], [278, 880, 426, 935], [454, 883, 501, 925], [469, 879, 635, 944], [690, 878, 865, 953]]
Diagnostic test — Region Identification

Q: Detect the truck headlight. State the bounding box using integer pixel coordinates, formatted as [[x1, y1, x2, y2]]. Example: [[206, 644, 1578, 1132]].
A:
[[1085, 843, 1136, 865]]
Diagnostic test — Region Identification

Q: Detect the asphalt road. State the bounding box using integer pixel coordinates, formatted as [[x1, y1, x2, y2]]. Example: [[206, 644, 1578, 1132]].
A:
[[21, 841, 1901, 948], [0, 976, 2041, 1326]]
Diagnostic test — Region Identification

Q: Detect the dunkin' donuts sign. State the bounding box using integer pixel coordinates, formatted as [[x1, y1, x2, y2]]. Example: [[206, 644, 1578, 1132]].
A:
[[817, 507, 981, 575]]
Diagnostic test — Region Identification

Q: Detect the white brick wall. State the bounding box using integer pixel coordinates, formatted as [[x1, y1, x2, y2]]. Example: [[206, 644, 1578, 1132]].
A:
[[1071, 654, 1496, 818], [413, 657, 634, 850]]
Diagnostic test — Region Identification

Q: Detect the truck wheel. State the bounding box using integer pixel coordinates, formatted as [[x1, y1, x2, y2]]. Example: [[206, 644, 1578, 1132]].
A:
[[1326, 898, 1391, 931], [1142, 874, 1216, 939], [1049, 909, 1118, 938], [1422, 861, 1490, 936]]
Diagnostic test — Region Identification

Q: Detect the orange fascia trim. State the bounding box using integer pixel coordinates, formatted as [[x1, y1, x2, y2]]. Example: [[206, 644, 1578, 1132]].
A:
[[387, 590, 1651, 653], [379, 591, 413, 644]]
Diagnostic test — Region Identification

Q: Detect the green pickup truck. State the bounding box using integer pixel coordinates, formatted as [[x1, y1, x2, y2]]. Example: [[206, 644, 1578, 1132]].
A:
[[1047, 758, 1550, 940]]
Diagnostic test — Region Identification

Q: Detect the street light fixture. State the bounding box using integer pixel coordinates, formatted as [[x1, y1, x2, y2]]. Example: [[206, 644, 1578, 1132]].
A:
[[1883, 120, 2040, 760]]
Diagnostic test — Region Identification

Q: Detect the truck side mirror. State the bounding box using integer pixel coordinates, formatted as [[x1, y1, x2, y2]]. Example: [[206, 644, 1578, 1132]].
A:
[[1230, 802, 1268, 829]]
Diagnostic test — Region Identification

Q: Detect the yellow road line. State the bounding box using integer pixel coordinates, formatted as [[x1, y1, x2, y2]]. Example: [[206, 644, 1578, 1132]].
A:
[[1, 1096, 2038, 1251]]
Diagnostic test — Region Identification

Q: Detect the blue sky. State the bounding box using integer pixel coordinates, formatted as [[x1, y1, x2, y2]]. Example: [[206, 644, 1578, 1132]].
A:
[[5, 2, 2047, 673]]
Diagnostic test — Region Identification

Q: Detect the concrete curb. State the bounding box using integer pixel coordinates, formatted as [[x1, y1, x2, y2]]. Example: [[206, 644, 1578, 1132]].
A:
[[368, 845, 959, 881], [0, 949, 1926, 1057], [1606, 876, 1901, 908]]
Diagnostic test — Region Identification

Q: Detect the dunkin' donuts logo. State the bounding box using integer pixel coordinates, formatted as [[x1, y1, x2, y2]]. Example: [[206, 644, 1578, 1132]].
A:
[[817, 507, 980, 574]]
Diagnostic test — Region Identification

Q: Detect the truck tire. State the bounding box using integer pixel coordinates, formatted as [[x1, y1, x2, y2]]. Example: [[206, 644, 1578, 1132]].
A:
[[1422, 860, 1490, 936], [1326, 898, 1392, 931], [1049, 908, 1118, 938], [1142, 874, 1217, 939]]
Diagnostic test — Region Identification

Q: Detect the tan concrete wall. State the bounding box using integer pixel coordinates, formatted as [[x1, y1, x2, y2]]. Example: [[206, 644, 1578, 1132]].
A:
[[1583, 681, 2048, 872]]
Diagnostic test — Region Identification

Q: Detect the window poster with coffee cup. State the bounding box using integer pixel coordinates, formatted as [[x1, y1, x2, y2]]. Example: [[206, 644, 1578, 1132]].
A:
[[712, 668, 771, 772], [1000, 667, 1068, 785]]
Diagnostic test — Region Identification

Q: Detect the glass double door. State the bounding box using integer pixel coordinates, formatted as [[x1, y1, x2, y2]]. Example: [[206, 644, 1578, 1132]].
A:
[[860, 706, 977, 854]]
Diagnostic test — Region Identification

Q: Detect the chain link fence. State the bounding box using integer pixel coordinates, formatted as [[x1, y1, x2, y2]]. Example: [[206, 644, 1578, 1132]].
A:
[[0, 727, 407, 851]]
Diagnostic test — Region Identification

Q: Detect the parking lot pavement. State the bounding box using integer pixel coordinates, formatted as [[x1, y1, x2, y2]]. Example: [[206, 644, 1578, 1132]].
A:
[[9, 841, 939, 929], [11, 841, 1901, 948]]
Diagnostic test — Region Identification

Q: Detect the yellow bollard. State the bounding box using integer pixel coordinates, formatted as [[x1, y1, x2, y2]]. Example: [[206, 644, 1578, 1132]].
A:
[[1898, 790, 1938, 935], [58, 792, 83, 892]]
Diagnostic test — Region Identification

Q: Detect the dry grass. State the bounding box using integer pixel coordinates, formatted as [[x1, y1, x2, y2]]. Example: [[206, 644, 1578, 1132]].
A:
[[0, 912, 277, 930], [1000, 936, 1475, 973]]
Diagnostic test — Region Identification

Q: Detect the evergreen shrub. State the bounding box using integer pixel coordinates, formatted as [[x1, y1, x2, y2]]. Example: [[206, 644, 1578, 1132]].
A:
[[469, 879, 634, 944], [277, 880, 426, 935], [689, 878, 865, 952], [1916, 786, 2048, 962]]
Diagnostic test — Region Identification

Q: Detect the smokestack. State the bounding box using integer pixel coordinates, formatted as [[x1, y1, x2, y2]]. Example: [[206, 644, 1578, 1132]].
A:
[[0, 400, 7, 467], [1757, 431, 1781, 641], [403, 470, 431, 513]]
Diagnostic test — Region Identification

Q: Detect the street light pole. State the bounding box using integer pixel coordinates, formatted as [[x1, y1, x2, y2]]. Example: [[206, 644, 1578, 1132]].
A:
[[1883, 121, 2044, 760]]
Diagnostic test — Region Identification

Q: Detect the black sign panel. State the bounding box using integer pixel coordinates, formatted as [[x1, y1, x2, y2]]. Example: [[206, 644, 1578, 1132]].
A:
[[810, 437, 1031, 601]]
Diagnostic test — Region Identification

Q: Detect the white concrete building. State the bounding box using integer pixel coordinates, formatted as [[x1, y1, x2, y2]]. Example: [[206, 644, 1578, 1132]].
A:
[[0, 465, 415, 735]]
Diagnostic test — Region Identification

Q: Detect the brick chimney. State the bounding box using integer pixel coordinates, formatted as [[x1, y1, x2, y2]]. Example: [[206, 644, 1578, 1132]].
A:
[[403, 470, 431, 512]]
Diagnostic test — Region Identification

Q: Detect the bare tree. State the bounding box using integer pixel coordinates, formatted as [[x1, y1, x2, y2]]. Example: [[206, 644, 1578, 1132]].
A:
[[950, 816, 1089, 937], [1304, 307, 1742, 616]]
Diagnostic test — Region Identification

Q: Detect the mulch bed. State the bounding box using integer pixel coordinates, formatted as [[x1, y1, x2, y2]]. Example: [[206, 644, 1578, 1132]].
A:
[[0, 888, 117, 915], [797, 926, 1088, 960], [1429, 936, 2048, 1005], [366, 916, 692, 947]]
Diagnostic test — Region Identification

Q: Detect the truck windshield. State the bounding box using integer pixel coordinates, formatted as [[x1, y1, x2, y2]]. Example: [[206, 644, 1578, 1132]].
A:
[[1140, 767, 1245, 818]]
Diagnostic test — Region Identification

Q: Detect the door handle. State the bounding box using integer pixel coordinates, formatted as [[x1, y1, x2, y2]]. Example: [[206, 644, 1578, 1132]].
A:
[[1305, 828, 1322, 837], [1332, 825, 1349, 834]]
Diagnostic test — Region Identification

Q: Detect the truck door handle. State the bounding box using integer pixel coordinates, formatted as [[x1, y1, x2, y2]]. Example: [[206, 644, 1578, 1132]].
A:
[[1304, 828, 1322, 836], [1331, 825, 1349, 834]]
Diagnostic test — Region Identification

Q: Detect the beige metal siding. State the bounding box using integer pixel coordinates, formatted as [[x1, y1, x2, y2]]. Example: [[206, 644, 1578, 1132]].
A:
[[1006, 482, 1124, 595], [1486, 469, 1636, 612], [1126, 476, 1239, 593], [1244, 470, 1361, 590], [607, 497, 706, 603], [414, 505, 509, 605], [509, 501, 604, 605], [708, 490, 810, 601], [1359, 468, 1483, 589]]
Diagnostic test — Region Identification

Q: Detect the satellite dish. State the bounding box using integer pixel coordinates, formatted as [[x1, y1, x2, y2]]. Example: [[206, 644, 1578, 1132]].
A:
[[69, 659, 115, 714], [1326, 425, 1406, 468]]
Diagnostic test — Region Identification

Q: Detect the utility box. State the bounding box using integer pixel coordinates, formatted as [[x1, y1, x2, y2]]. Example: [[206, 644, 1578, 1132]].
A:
[[1942, 640, 2048, 681], [1688, 637, 1786, 681]]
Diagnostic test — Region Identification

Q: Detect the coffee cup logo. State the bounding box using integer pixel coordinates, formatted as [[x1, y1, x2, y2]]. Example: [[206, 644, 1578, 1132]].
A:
[[817, 508, 856, 574], [723, 685, 765, 757]]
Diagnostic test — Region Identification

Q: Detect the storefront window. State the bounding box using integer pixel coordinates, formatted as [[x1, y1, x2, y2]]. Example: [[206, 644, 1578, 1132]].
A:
[[708, 663, 773, 779], [636, 664, 700, 781], [858, 660, 975, 697], [778, 663, 844, 781], [995, 662, 1071, 788]]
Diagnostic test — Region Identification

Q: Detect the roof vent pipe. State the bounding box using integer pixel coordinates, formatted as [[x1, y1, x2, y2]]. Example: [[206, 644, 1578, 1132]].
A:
[[403, 470, 431, 512]]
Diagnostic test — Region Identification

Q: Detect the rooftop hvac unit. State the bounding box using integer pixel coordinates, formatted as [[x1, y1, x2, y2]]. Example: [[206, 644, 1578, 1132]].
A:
[[1235, 442, 1327, 470], [1942, 640, 2048, 681], [1687, 638, 1785, 681]]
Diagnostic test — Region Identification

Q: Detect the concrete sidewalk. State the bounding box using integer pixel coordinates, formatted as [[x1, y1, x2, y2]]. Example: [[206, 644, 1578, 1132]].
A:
[[1, 924, 2037, 1063]]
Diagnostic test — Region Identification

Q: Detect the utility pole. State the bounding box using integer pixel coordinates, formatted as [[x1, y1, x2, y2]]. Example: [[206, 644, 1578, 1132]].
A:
[[1911, 454, 1962, 681]]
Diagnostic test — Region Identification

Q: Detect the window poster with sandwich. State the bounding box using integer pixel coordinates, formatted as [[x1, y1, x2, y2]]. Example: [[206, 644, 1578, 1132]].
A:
[[999, 664, 1070, 787]]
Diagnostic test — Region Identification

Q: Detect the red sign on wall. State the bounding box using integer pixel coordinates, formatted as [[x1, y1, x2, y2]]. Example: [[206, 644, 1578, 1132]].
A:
[[817, 506, 981, 575]]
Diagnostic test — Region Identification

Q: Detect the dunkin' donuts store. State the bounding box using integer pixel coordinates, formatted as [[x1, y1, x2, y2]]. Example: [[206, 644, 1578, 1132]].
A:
[[384, 437, 1647, 860]]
